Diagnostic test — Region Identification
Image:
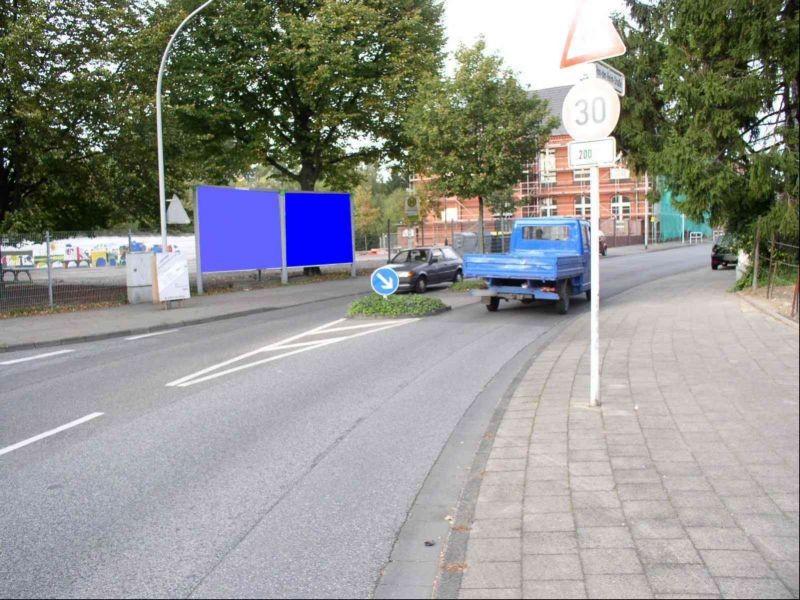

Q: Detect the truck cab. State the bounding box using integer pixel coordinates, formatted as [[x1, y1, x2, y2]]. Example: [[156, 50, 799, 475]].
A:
[[463, 217, 593, 314]]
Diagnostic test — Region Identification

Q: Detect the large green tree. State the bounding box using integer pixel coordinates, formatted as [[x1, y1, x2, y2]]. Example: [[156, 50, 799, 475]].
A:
[[404, 40, 555, 251], [166, 0, 445, 192], [611, 0, 799, 235]]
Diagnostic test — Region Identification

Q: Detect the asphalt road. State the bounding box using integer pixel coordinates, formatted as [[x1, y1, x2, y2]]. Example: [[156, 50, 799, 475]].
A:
[[0, 244, 711, 598]]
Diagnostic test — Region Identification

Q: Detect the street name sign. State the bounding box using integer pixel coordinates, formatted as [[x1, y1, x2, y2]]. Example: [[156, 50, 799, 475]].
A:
[[371, 266, 399, 297], [560, 0, 626, 68], [568, 138, 617, 168], [590, 61, 625, 96], [562, 79, 620, 142]]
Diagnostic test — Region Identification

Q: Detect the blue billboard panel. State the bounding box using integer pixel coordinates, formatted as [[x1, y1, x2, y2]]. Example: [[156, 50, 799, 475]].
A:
[[197, 186, 282, 273], [285, 192, 353, 267]]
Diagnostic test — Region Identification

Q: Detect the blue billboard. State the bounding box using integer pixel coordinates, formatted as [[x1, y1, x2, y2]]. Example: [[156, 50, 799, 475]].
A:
[[196, 186, 282, 273], [285, 192, 354, 267]]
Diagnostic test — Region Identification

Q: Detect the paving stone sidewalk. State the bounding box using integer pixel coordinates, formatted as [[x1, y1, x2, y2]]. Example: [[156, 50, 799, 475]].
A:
[[447, 269, 799, 599]]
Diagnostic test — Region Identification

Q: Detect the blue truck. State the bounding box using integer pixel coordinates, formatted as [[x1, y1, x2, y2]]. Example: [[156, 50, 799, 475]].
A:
[[464, 217, 593, 314]]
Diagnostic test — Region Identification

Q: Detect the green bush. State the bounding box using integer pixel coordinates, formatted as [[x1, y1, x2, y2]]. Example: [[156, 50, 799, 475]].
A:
[[347, 293, 448, 317], [450, 278, 487, 292]]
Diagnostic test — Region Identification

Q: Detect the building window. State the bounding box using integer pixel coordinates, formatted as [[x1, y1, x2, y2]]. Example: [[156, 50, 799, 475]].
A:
[[575, 196, 591, 217], [541, 197, 557, 217], [539, 149, 556, 185], [573, 168, 591, 182], [611, 195, 631, 220], [520, 202, 539, 217], [610, 167, 630, 181]]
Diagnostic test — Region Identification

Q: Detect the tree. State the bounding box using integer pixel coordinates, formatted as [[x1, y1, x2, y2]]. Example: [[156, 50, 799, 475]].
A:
[[612, 0, 799, 236], [167, 0, 445, 192], [404, 40, 556, 252]]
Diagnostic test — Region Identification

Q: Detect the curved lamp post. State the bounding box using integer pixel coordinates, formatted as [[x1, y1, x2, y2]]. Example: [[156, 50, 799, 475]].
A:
[[156, 0, 216, 252]]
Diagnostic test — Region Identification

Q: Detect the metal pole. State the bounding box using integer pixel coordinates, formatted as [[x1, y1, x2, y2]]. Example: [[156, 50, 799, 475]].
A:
[[350, 194, 357, 278], [156, 0, 216, 254], [46, 231, 53, 308], [752, 222, 761, 291], [387, 219, 391, 264], [590, 166, 600, 408], [644, 172, 649, 249], [193, 187, 204, 295], [681, 214, 685, 244]]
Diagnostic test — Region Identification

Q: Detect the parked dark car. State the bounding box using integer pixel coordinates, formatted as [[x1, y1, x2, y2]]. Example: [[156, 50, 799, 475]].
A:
[[388, 246, 463, 293], [712, 235, 738, 270]]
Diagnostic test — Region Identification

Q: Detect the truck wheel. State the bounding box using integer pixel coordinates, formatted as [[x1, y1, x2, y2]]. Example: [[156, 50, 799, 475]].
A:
[[585, 289, 591, 301], [486, 297, 500, 312], [556, 281, 571, 315], [414, 275, 428, 294]]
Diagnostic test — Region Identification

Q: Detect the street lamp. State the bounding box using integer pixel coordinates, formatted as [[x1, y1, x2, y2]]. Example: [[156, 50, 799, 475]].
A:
[[156, 0, 216, 252]]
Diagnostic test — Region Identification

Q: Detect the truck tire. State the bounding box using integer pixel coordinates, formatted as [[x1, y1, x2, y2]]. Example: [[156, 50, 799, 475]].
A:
[[486, 297, 500, 312], [585, 289, 591, 301], [556, 280, 571, 315]]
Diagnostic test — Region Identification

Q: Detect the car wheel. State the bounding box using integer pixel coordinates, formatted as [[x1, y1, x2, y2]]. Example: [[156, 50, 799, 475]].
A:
[[601, 247, 607, 256], [555, 280, 571, 315], [486, 296, 500, 312], [414, 275, 428, 294], [452, 269, 463, 283]]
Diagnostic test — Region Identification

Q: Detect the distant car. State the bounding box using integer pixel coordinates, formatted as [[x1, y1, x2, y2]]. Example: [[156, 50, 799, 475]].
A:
[[388, 246, 463, 293], [711, 235, 737, 270]]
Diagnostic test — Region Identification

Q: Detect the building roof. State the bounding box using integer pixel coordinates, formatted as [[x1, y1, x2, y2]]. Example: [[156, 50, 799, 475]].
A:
[[531, 85, 572, 137]]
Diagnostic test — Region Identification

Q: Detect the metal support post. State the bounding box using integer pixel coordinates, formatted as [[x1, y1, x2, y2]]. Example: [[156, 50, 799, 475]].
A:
[[46, 231, 54, 307], [193, 189, 204, 294], [280, 192, 288, 285], [590, 166, 601, 408], [681, 214, 686, 244], [644, 172, 649, 249], [387, 219, 391, 264], [350, 194, 357, 278], [752, 222, 761, 291]]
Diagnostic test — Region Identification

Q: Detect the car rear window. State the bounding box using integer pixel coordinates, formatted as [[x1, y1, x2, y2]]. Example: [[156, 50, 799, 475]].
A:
[[521, 225, 572, 241]]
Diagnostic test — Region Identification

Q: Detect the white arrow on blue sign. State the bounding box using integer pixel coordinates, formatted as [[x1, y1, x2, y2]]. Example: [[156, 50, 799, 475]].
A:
[[370, 266, 400, 297]]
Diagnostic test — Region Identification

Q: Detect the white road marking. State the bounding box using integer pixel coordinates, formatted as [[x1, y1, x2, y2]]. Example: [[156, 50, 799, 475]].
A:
[[0, 412, 104, 457], [125, 329, 179, 341], [167, 318, 417, 388], [0, 349, 75, 366]]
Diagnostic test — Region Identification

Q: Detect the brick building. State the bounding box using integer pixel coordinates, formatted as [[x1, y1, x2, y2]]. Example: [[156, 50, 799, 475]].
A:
[[411, 85, 653, 248]]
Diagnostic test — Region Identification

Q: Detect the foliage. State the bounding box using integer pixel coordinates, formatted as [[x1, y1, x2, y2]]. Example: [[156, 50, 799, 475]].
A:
[[449, 278, 487, 292], [611, 0, 799, 237], [404, 39, 556, 250], [347, 292, 447, 317], [168, 0, 445, 192]]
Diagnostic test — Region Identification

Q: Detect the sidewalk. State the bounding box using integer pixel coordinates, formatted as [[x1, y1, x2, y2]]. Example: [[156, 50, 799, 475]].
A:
[[439, 269, 799, 599]]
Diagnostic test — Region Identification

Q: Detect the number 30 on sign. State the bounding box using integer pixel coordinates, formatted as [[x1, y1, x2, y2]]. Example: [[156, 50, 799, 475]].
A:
[[562, 79, 620, 142]]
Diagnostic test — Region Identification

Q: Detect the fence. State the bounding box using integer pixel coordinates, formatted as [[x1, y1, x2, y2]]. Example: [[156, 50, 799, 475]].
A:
[[751, 230, 800, 318]]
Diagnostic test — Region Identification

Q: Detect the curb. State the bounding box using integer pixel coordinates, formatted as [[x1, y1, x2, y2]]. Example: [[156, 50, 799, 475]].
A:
[[0, 291, 368, 353], [737, 292, 799, 329]]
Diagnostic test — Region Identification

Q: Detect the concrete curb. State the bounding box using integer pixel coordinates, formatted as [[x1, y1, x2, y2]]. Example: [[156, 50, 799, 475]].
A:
[[737, 292, 799, 329], [0, 291, 367, 353]]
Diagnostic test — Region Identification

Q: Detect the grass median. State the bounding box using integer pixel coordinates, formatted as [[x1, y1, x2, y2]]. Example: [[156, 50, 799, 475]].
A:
[[347, 293, 448, 318]]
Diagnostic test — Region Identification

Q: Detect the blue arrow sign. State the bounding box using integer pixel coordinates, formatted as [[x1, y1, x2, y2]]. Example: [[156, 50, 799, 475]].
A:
[[370, 266, 400, 296]]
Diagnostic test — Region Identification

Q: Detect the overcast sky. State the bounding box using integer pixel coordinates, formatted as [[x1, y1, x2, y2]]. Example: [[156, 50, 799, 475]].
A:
[[443, 0, 626, 90]]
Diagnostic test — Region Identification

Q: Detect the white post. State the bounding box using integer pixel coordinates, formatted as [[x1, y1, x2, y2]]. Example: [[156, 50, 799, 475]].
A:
[[681, 214, 686, 244], [156, 0, 216, 254], [279, 192, 288, 285], [590, 166, 600, 408], [644, 172, 649, 249]]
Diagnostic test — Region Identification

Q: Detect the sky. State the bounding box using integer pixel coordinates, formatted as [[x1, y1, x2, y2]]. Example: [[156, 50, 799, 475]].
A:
[[443, 0, 627, 90]]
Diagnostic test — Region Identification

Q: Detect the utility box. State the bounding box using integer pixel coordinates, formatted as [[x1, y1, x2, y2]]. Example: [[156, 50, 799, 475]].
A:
[[126, 252, 154, 304], [454, 232, 479, 256]]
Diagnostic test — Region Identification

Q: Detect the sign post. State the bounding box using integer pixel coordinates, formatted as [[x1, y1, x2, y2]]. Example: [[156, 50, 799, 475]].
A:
[[560, 2, 626, 408]]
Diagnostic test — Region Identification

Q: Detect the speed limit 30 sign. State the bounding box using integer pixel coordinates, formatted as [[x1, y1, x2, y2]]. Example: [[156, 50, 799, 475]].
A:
[[561, 78, 620, 142]]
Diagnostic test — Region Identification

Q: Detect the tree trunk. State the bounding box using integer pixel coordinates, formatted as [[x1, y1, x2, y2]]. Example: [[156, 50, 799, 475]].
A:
[[478, 195, 485, 253], [298, 160, 318, 191]]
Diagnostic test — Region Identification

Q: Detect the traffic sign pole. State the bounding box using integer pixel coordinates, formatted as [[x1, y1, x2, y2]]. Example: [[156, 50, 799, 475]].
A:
[[590, 166, 601, 408]]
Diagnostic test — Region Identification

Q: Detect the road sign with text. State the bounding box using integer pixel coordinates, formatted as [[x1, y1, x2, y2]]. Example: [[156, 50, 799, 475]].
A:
[[568, 138, 617, 168], [562, 79, 620, 142], [590, 61, 625, 96]]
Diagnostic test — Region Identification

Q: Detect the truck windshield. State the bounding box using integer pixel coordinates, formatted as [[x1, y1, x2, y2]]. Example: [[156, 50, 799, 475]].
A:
[[521, 225, 572, 242]]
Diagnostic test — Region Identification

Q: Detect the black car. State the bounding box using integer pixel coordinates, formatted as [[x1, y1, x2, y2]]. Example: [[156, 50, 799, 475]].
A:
[[711, 235, 738, 270], [388, 246, 463, 293]]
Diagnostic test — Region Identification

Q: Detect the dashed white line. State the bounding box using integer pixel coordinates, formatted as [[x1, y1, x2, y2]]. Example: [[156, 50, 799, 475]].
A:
[[0, 349, 75, 366], [125, 329, 179, 341], [0, 412, 104, 457]]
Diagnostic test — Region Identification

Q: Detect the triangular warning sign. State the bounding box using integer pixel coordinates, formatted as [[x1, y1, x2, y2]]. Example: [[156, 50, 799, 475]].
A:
[[560, 0, 626, 68]]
